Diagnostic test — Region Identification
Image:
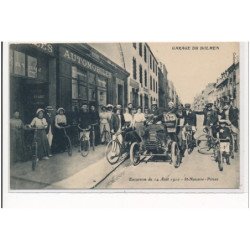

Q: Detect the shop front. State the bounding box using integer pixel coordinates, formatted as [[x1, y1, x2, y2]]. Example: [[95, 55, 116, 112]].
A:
[[58, 44, 129, 112], [9, 43, 56, 123]]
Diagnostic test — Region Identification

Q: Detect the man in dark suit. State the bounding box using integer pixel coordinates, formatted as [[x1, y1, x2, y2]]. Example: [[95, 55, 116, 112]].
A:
[[183, 103, 197, 150], [196, 103, 218, 137], [110, 105, 125, 134], [110, 105, 125, 157], [183, 103, 197, 127]]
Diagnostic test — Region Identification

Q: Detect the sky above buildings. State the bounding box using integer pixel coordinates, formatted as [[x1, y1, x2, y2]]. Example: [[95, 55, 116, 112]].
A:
[[149, 42, 239, 104]]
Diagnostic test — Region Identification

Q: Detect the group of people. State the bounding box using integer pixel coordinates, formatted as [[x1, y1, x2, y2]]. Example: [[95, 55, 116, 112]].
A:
[[10, 107, 69, 163], [10, 98, 239, 164]]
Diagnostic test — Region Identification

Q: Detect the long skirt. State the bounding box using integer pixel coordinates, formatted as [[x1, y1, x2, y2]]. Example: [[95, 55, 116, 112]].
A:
[[36, 130, 50, 159], [100, 123, 110, 142], [10, 128, 25, 163], [51, 127, 66, 154]]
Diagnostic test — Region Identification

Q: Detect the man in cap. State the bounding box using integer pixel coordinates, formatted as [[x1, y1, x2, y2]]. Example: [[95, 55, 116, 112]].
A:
[[196, 103, 218, 137], [110, 105, 125, 156], [182, 103, 197, 150], [216, 119, 231, 165], [183, 103, 197, 128], [151, 100, 163, 123], [110, 105, 125, 136], [78, 104, 91, 140]]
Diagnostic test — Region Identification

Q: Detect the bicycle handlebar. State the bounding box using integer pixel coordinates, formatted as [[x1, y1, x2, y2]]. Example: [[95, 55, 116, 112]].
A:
[[23, 126, 46, 130]]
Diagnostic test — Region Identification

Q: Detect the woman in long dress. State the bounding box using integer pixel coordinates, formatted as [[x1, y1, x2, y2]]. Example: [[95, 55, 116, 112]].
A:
[[99, 106, 110, 144], [30, 109, 50, 161], [123, 107, 132, 127], [10, 111, 25, 163], [52, 107, 67, 154], [133, 107, 146, 138]]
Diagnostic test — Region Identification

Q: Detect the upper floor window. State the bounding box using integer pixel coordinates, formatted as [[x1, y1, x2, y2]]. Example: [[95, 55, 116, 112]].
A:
[[139, 65, 143, 85], [144, 45, 147, 62], [150, 75, 152, 90], [156, 81, 158, 93], [153, 60, 155, 73], [156, 66, 158, 76], [139, 43, 143, 57], [153, 79, 155, 92], [132, 58, 137, 80], [144, 70, 147, 87], [133, 43, 136, 49], [150, 55, 152, 69]]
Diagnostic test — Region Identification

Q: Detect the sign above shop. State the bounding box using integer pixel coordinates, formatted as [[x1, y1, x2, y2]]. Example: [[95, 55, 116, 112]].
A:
[[31, 43, 54, 56], [60, 47, 112, 79]]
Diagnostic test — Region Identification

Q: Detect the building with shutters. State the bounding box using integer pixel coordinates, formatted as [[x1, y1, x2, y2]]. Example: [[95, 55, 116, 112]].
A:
[[89, 43, 159, 109]]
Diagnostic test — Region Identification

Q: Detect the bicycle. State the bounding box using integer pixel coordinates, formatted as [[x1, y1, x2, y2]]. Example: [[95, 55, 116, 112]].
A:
[[78, 125, 91, 157], [90, 123, 98, 151], [100, 124, 111, 145], [59, 125, 72, 156], [215, 138, 231, 171], [105, 129, 130, 165], [23, 126, 45, 171], [197, 126, 217, 155], [183, 124, 195, 155]]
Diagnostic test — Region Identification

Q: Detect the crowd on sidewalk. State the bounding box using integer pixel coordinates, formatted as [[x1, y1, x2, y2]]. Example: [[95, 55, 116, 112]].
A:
[[10, 97, 240, 165]]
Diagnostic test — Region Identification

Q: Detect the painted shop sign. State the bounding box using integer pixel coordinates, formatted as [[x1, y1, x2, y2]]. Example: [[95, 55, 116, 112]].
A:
[[31, 43, 54, 56], [60, 47, 112, 79]]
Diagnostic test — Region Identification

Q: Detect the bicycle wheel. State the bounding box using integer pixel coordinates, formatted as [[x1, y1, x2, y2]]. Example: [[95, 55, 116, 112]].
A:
[[217, 150, 223, 171], [230, 134, 235, 159], [31, 141, 38, 171], [103, 131, 110, 145], [65, 136, 72, 156], [130, 142, 141, 166], [105, 140, 121, 165], [197, 134, 212, 155], [80, 139, 90, 157], [171, 142, 181, 168], [187, 134, 193, 154]]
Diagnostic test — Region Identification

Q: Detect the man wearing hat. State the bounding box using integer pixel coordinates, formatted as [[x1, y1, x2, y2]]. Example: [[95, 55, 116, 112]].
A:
[[110, 105, 125, 146], [78, 104, 91, 140], [183, 103, 197, 128], [151, 100, 163, 123], [182, 103, 197, 150], [216, 119, 231, 165], [196, 103, 218, 137]]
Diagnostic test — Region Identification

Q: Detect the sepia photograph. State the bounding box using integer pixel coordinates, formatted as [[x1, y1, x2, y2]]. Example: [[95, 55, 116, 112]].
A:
[[8, 42, 241, 190]]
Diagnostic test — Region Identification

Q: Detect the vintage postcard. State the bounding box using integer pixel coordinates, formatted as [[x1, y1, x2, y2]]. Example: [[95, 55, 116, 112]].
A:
[[7, 42, 244, 190]]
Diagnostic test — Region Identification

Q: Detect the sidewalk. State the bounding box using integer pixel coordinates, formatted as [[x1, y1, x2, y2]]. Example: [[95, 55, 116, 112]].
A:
[[10, 145, 109, 189]]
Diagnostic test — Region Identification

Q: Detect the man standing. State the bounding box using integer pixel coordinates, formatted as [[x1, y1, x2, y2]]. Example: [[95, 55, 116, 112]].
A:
[[183, 103, 197, 148], [219, 100, 239, 152], [183, 103, 197, 128], [110, 105, 125, 156], [196, 103, 218, 137], [79, 104, 91, 141]]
